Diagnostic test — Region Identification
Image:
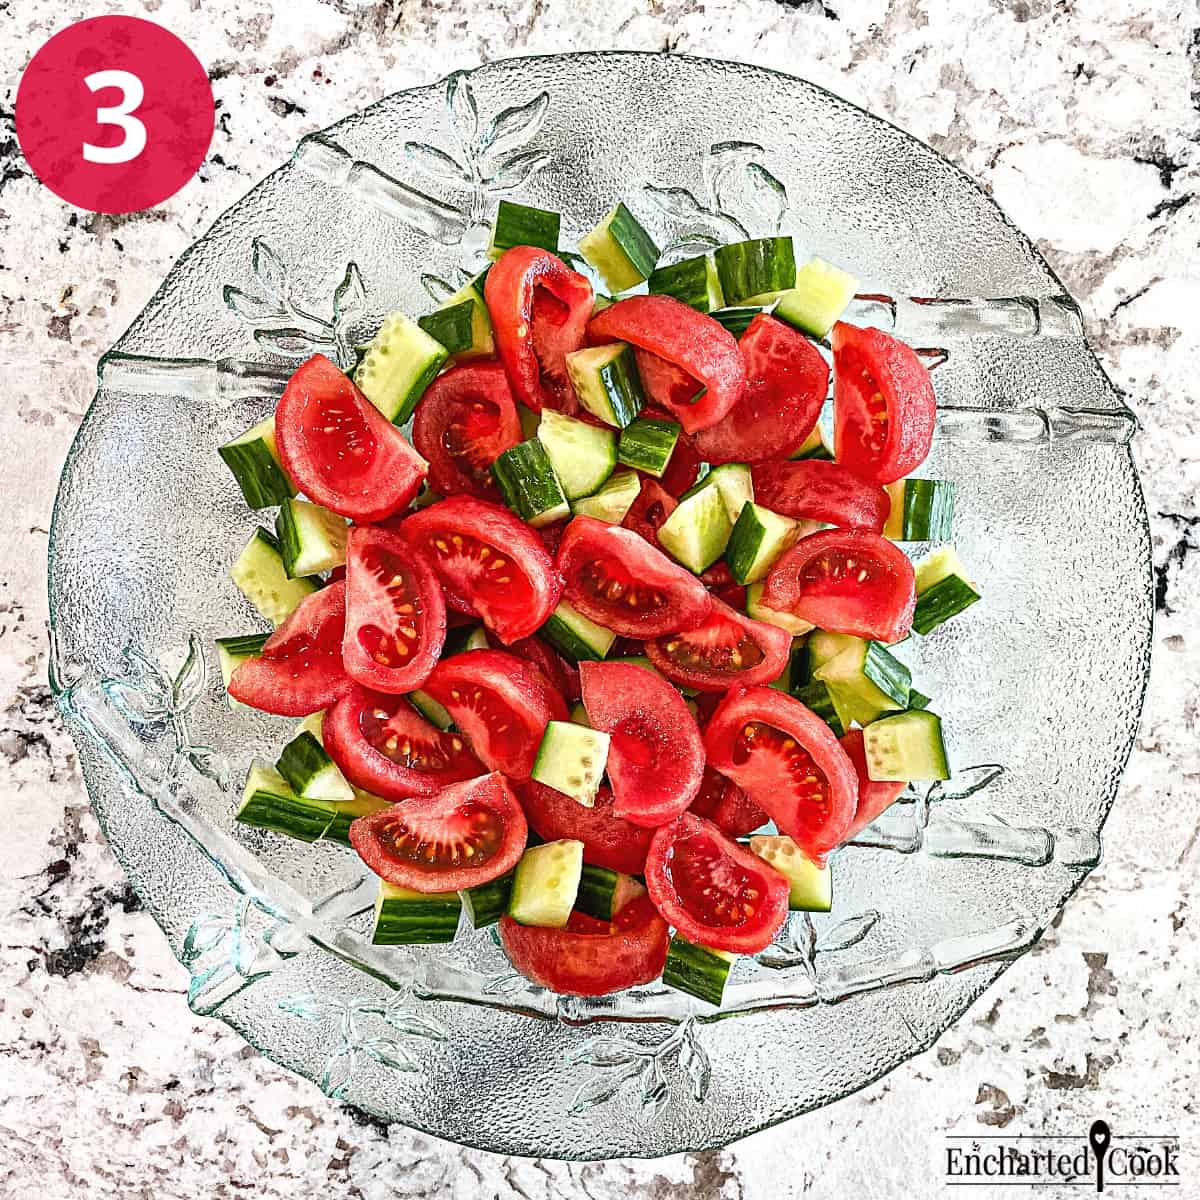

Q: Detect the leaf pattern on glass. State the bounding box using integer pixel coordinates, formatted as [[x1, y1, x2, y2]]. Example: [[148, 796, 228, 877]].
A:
[[478, 93, 550, 162], [421, 273, 460, 303], [932, 763, 1007, 804], [405, 141, 472, 185], [445, 70, 479, 151], [251, 238, 290, 300], [815, 910, 880, 954], [484, 149, 551, 194]]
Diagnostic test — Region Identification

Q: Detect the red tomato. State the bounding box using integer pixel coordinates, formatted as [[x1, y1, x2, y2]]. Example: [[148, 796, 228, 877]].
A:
[[688, 765, 767, 838], [411, 361, 522, 501], [342, 526, 445, 694], [691, 315, 829, 464], [838, 728, 906, 843], [401, 496, 562, 644], [831, 322, 936, 484], [422, 649, 567, 781], [228, 582, 352, 716], [498, 894, 669, 996], [751, 459, 889, 532], [621, 477, 678, 551], [589, 296, 746, 433], [495, 633, 580, 703], [579, 661, 704, 827], [349, 772, 526, 892], [324, 686, 484, 799], [633, 349, 701, 414], [519, 782, 655, 875], [484, 246, 593, 413], [645, 813, 789, 953], [273, 354, 427, 521], [556, 516, 711, 638], [704, 686, 857, 861], [645, 596, 791, 693], [536, 520, 567, 558], [762, 528, 915, 643], [699, 561, 747, 610]]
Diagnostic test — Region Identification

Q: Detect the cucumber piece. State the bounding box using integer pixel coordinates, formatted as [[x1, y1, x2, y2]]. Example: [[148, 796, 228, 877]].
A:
[[571, 468, 642, 524], [517, 403, 540, 441], [864, 709, 949, 781], [353, 312, 449, 425], [322, 788, 391, 845], [372, 880, 462, 945], [530, 721, 611, 807], [805, 630, 861, 677], [275, 497, 348, 578], [710, 304, 774, 336], [592, 293, 614, 315], [418, 277, 495, 361], [647, 254, 723, 312], [578, 202, 659, 292], [565, 343, 646, 429], [409, 689, 453, 730], [907, 688, 932, 711], [541, 600, 616, 662], [491, 439, 571, 527], [792, 679, 849, 736], [617, 417, 680, 478], [215, 633, 269, 709], [460, 869, 515, 928], [657, 483, 734, 573], [574, 865, 646, 921], [276, 730, 354, 803], [230, 527, 320, 626], [444, 624, 490, 655], [537, 409, 616, 500], [883, 479, 956, 542], [218, 417, 295, 509], [725, 503, 802, 585], [488, 199, 559, 257], [507, 839, 584, 928], [704, 462, 754, 524], [748, 835, 832, 911], [236, 762, 337, 843], [745, 583, 815, 636], [913, 547, 981, 635], [714, 237, 796, 305], [790, 423, 834, 461], [662, 936, 735, 1006], [771, 257, 859, 339], [814, 639, 910, 726]]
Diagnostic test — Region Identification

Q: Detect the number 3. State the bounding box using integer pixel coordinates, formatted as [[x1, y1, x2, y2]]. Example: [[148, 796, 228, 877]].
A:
[[83, 69, 146, 164]]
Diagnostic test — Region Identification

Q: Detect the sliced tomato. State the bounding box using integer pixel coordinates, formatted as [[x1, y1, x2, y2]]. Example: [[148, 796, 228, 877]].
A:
[[621, 477, 678, 551], [498, 894, 669, 996], [831, 322, 936, 484], [751, 459, 889, 532], [645, 596, 791, 693], [633, 349, 701, 414], [688, 765, 767, 838], [645, 813, 789, 953], [519, 782, 654, 875], [228, 582, 352, 716], [557, 516, 711, 638], [699, 561, 747, 610], [536, 520, 567, 558], [349, 772, 526, 892], [691, 315, 829, 464], [589, 296, 746, 433], [496, 633, 580, 704], [342, 525, 445, 694], [762, 528, 915, 643], [704, 686, 857, 860], [484, 246, 593, 414], [839, 728, 906, 843], [579, 661, 704, 827], [324, 686, 484, 799], [411, 361, 522, 501], [273, 354, 427, 521], [401, 496, 562, 643], [422, 649, 567, 781]]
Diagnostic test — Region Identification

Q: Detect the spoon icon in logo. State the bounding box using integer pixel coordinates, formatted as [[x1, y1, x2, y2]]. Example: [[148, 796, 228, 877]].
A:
[[1090, 1120, 1111, 1192]]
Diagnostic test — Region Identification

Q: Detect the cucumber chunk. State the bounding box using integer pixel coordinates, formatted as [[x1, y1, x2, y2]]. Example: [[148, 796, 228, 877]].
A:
[[907, 688, 933, 711], [883, 479, 956, 542], [218, 417, 295, 509], [488, 199, 559, 257], [704, 462, 754, 524], [571, 468, 642, 524], [814, 638, 910, 726], [714, 237, 796, 305], [418, 277, 494, 360], [574, 865, 646, 921], [662, 936, 735, 1006], [913, 547, 981, 634], [771, 257, 859, 339], [353, 312, 449, 425], [745, 583, 815, 636], [566, 343, 646, 428], [460, 869, 515, 928], [541, 600, 616, 662], [276, 730, 354, 803], [537, 409, 616, 500], [215, 633, 269, 709], [792, 679, 849, 736], [236, 762, 337, 843], [647, 254, 723, 312], [444, 624, 490, 655], [491, 439, 571, 527], [372, 880, 462, 945], [578, 202, 659, 292], [725, 502, 802, 584], [409, 689, 453, 730], [275, 497, 348, 578], [657, 483, 734, 573], [863, 710, 950, 781], [230, 527, 320, 626], [531, 720, 611, 807], [805, 630, 861, 678], [617, 417, 680, 478], [322, 788, 391, 845], [507, 839, 584, 928], [748, 835, 832, 911]]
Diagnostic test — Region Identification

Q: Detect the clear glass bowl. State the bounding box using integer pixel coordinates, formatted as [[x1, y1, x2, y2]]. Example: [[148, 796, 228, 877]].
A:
[[48, 52, 1151, 1158]]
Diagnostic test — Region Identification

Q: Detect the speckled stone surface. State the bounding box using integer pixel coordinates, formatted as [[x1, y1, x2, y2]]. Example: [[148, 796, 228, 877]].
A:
[[2, 1, 1198, 1195]]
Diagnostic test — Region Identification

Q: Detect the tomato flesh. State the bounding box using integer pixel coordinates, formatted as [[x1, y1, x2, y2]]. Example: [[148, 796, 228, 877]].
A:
[[645, 813, 789, 953], [273, 354, 427, 521], [498, 633, 580, 704], [519, 782, 654, 875], [839, 728, 906, 843], [704, 686, 858, 861], [621, 477, 678, 551], [751, 459, 889, 532], [762, 528, 915, 643], [688, 765, 767, 838], [350, 772, 526, 892]]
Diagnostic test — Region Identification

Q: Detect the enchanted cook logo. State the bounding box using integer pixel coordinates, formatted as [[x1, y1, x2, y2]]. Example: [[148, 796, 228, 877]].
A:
[[945, 1120, 1181, 1191]]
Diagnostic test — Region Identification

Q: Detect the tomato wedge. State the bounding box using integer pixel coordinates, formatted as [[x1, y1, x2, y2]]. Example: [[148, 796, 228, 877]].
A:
[[422, 649, 567, 781], [556, 516, 711, 638], [411, 361, 522, 500], [273, 354, 427, 521], [342, 525, 445, 694], [228, 582, 352, 716], [645, 596, 791, 693], [704, 686, 857, 861], [589, 296, 746, 433], [691, 315, 829, 464], [497, 633, 580, 704], [831, 322, 936, 484], [645, 813, 789, 954], [762, 528, 915, 643], [688, 765, 767, 838], [839, 728, 906, 843], [499, 894, 669, 996], [580, 661, 704, 827], [484, 246, 593, 414], [401, 496, 562, 644], [751, 459, 889, 532], [699, 561, 747, 610], [633, 349, 701, 415], [349, 772, 526, 892], [519, 782, 655, 875], [324, 686, 483, 799], [621, 477, 678, 551]]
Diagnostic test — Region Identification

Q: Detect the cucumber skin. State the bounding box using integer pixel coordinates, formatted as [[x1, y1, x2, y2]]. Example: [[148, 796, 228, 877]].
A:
[[541, 603, 616, 662], [662, 936, 733, 1006], [373, 891, 462, 945], [793, 679, 848, 736], [491, 440, 571, 527], [461, 870, 515, 928], [218, 434, 295, 509], [236, 783, 337, 843], [418, 298, 476, 356], [489, 200, 560, 256], [714, 238, 797, 305], [912, 575, 981, 635], [647, 255, 723, 312], [886, 479, 956, 541], [617, 418, 680, 478]]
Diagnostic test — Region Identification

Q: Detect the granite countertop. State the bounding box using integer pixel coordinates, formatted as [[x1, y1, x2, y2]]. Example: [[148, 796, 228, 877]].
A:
[[2, 1, 1197, 1195]]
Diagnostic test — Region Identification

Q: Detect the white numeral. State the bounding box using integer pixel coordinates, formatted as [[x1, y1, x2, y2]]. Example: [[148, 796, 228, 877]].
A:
[[82, 70, 147, 165]]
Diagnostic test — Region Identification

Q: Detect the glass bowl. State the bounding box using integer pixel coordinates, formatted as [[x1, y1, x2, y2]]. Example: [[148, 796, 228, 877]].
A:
[[48, 52, 1151, 1159]]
